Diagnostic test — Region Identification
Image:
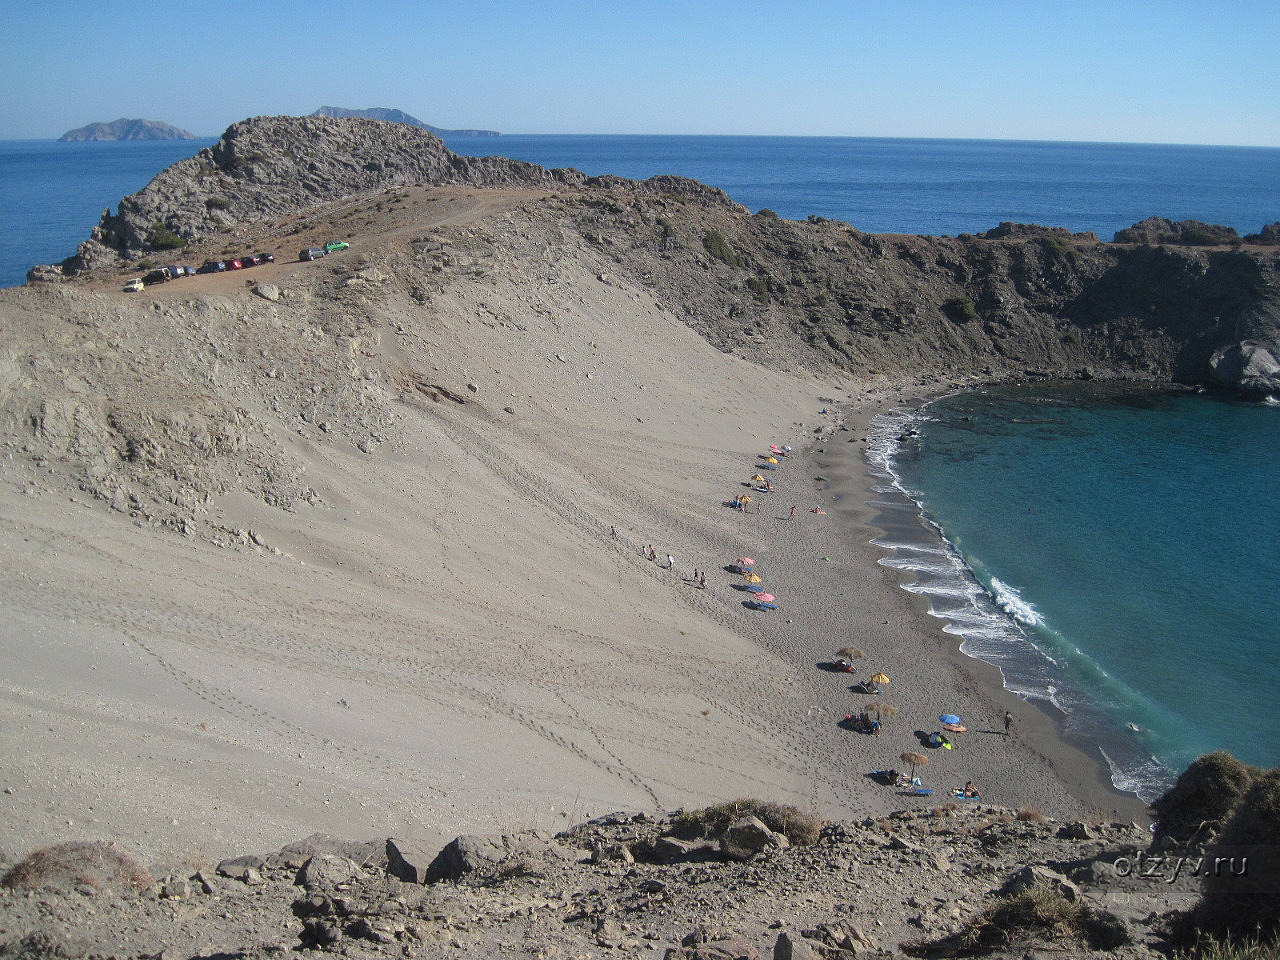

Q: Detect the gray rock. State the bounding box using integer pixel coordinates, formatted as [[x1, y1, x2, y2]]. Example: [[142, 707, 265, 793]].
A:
[[720, 816, 789, 861], [667, 925, 760, 960], [653, 835, 718, 864], [1210, 340, 1280, 397], [426, 832, 553, 881], [1000, 864, 1081, 902], [26, 264, 64, 284], [216, 855, 264, 882], [1058, 821, 1094, 841], [296, 854, 359, 890], [160, 875, 190, 899], [772, 931, 822, 960], [888, 834, 918, 852], [591, 842, 634, 864], [252, 283, 281, 302], [270, 833, 384, 869], [386, 837, 434, 884]]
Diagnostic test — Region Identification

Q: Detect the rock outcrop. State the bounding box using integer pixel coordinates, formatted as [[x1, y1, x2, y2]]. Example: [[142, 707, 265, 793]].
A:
[[1113, 216, 1242, 246], [1209, 340, 1280, 397], [311, 105, 500, 137]]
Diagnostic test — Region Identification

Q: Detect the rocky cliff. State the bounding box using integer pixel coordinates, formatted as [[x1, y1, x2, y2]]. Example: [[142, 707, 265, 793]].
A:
[[46, 115, 1280, 395], [57, 117, 195, 141]]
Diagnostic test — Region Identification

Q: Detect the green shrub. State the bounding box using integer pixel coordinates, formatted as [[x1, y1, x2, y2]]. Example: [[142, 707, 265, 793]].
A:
[[942, 295, 979, 323], [146, 222, 186, 250], [1151, 751, 1256, 843], [204, 196, 229, 211], [746, 275, 771, 304], [702, 229, 742, 269]]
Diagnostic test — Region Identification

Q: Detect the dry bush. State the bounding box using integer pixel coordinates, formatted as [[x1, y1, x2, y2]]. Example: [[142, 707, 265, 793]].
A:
[[1197, 769, 1280, 941], [1016, 808, 1047, 823], [1179, 934, 1280, 960], [1, 841, 152, 891], [671, 799, 823, 846], [938, 887, 1129, 955], [1152, 751, 1256, 843]]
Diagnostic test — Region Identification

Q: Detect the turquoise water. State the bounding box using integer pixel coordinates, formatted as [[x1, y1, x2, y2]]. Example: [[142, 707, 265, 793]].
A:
[[874, 385, 1280, 799]]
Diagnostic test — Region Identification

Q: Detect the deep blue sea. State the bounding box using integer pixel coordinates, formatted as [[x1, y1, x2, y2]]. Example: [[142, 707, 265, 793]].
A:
[[2, 133, 1278, 797], [871, 386, 1280, 801]]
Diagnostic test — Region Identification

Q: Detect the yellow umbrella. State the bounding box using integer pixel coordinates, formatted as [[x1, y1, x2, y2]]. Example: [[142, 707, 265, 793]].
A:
[[765, 456, 779, 464], [744, 572, 762, 583], [870, 672, 891, 685], [751, 474, 767, 483]]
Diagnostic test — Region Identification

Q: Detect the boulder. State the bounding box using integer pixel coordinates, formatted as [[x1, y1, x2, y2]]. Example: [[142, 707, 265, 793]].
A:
[[426, 831, 554, 882], [666, 925, 760, 960], [252, 283, 280, 302], [720, 816, 789, 861], [591, 842, 634, 864], [772, 931, 822, 960], [296, 854, 359, 890], [1210, 341, 1280, 398], [216, 854, 264, 883], [652, 836, 719, 864], [1000, 864, 1081, 902], [1058, 821, 1094, 841], [386, 837, 434, 884], [25, 264, 64, 284], [269, 834, 385, 870]]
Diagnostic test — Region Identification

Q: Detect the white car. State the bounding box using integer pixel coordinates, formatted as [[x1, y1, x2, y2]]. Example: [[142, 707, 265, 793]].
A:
[[123, 278, 144, 292]]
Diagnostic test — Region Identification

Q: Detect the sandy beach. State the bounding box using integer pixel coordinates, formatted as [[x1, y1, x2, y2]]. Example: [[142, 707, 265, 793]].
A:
[[0, 184, 1146, 871]]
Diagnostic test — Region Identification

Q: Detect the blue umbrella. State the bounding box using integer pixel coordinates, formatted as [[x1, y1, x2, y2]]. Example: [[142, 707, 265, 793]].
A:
[[745, 584, 764, 593], [940, 714, 962, 726]]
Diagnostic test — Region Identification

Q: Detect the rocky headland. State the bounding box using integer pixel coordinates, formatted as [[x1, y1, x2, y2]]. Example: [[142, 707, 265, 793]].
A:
[[3, 116, 1279, 957], [311, 106, 500, 137], [57, 118, 196, 142]]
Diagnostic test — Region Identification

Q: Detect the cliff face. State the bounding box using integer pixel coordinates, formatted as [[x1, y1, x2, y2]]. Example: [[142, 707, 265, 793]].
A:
[[58, 118, 195, 141], [51, 115, 1280, 392]]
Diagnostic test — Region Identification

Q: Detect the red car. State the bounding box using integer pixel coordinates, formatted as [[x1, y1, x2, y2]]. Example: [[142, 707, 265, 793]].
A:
[[227, 259, 243, 269]]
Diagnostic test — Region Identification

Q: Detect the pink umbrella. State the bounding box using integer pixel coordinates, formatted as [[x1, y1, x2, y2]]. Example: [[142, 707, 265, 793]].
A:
[[737, 557, 756, 566], [755, 593, 775, 603]]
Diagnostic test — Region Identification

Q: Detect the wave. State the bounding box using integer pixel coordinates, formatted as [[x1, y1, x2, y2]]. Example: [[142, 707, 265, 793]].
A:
[[865, 404, 1175, 805]]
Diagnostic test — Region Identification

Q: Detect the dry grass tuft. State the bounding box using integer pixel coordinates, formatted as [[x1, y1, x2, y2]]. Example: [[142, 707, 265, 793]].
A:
[[671, 799, 824, 846], [2, 841, 152, 891], [1016, 807, 1047, 822], [936, 887, 1131, 956]]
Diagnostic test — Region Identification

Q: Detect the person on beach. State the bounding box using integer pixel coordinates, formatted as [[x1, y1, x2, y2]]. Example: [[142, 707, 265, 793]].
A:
[[667, 554, 675, 571], [610, 525, 617, 539], [811, 507, 826, 515], [1004, 710, 1013, 736], [699, 571, 706, 589], [963, 780, 976, 797], [790, 504, 797, 518]]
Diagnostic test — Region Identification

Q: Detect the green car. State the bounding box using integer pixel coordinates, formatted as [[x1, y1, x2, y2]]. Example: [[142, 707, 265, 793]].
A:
[[324, 240, 350, 253]]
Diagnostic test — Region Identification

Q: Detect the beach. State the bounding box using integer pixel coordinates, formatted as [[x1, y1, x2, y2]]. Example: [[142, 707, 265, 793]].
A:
[[0, 182, 1148, 871]]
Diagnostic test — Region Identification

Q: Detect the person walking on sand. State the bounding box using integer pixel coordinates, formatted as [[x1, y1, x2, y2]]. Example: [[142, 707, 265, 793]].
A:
[[699, 571, 706, 589], [790, 504, 797, 519], [667, 554, 675, 571], [610, 525, 617, 539], [1004, 710, 1013, 736]]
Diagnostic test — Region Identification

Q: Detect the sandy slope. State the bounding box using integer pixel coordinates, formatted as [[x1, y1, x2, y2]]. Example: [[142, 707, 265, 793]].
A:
[[0, 186, 1142, 869]]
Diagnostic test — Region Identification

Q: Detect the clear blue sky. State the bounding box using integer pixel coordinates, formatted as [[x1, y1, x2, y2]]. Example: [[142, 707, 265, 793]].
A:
[[2, 0, 1277, 145]]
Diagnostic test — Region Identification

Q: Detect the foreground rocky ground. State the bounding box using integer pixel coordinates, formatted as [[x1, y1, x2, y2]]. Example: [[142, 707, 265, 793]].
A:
[[0, 805, 1195, 959]]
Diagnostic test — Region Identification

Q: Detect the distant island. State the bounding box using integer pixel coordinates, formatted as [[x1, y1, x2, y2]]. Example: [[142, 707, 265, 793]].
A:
[[310, 105, 499, 137], [59, 118, 195, 142]]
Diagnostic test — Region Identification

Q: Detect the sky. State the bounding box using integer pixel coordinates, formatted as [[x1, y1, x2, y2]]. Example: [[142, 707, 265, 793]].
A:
[[1, 0, 1278, 146]]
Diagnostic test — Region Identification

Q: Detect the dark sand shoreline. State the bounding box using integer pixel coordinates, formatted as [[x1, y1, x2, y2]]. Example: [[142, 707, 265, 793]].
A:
[[814, 396, 1149, 822]]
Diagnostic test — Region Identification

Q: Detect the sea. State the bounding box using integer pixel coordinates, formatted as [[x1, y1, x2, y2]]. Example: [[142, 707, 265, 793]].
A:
[[3, 132, 1279, 799]]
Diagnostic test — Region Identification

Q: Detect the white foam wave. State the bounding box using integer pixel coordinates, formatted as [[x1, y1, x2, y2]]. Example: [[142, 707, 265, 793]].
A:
[[988, 577, 1043, 626]]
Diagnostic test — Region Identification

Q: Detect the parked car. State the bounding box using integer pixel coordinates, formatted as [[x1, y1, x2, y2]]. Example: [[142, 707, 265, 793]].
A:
[[180, 265, 196, 276], [197, 260, 225, 274], [324, 240, 350, 253], [255, 252, 275, 264], [123, 278, 144, 292], [299, 247, 326, 261], [243, 254, 263, 267], [143, 269, 169, 285], [227, 259, 243, 270]]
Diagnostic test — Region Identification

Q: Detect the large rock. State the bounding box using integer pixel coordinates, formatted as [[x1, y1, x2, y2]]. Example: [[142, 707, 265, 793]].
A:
[[1000, 864, 1082, 902], [666, 925, 759, 960], [386, 837, 434, 884], [425, 831, 558, 882], [1210, 341, 1280, 398], [720, 816, 789, 861], [296, 854, 359, 890]]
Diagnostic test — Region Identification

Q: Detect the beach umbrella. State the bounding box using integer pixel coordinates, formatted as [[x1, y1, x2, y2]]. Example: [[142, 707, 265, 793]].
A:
[[744, 572, 762, 583], [870, 672, 891, 685], [755, 593, 775, 603], [745, 584, 764, 593], [901, 752, 929, 780], [866, 702, 897, 720], [835, 646, 866, 660], [750, 474, 767, 483], [939, 714, 962, 726], [737, 558, 756, 566], [765, 456, 778, 464], [783, 445, 792, 452]]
